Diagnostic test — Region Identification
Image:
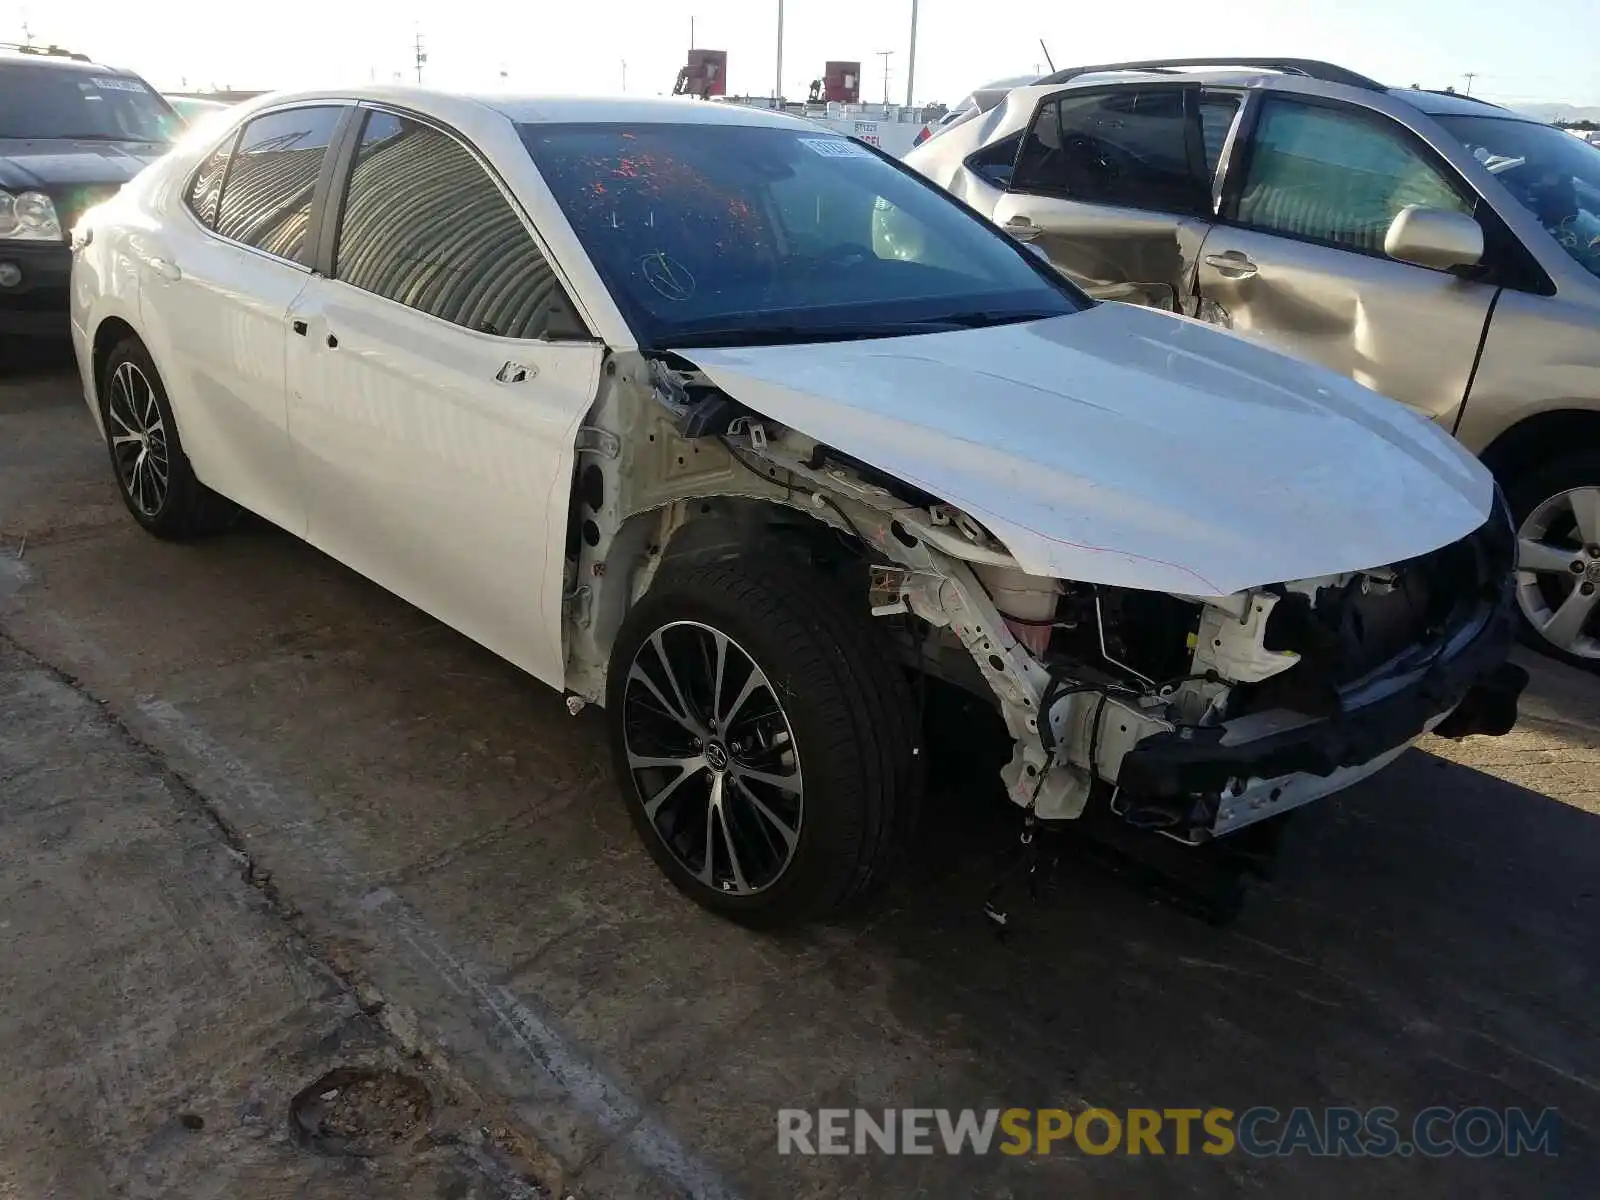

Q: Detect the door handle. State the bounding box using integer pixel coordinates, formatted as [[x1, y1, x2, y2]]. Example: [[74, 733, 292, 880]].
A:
[[1003, 215, 1043, 243], [496, 360, 536, 384], [291, 320, 307, 336], [1203, 251, 1258, 279]]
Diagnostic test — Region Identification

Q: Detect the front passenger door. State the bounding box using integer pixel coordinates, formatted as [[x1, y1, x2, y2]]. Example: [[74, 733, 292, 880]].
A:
[[1194, 96, 1498, 422], [990, 85, 1225, 308], [286, 109, 603, 689]]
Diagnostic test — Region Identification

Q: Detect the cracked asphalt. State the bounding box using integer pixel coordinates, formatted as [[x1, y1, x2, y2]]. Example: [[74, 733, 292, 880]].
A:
[[2, 341, 1597, 1198]]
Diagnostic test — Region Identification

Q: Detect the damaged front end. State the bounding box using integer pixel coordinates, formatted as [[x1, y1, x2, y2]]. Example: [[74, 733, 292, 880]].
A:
[[726, 428, 1523, 844], [576, 346, 1526, 861], [1037, 504, 1528, 841], [703, 411, 1526, 846]]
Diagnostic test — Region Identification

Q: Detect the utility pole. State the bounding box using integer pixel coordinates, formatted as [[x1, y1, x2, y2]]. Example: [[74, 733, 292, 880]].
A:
[[413, 30, 427, 86], [1463, 71, 1479, 96], [774, 0, 785, 106], [690, 15, 695, 49], [877, 50, 894, 106], [905, 0, 919, 108]]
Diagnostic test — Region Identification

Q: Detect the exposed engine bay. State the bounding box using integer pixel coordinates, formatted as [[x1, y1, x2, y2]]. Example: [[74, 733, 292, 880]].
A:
[[563, 352, 1527, 845]]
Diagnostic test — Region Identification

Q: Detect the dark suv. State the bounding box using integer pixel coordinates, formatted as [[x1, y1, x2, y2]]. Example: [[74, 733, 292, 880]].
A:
[[1, 43, 180, 337]]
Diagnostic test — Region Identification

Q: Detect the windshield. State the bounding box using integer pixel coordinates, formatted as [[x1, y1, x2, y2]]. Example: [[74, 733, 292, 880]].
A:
[[1437, 114, 1600, 281], [0, 63, 179, 142], [518, 121, 1083, 348]]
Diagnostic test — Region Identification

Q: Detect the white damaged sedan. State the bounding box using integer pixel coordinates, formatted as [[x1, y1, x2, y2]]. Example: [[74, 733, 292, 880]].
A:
[[69, 90, 1527, 924]]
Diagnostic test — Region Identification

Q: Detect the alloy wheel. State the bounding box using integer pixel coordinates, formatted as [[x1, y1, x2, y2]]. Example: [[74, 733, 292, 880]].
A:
[[622, 621, 804, 895], [1516, 486, 1600, 660], [107, 361, 169, 518]]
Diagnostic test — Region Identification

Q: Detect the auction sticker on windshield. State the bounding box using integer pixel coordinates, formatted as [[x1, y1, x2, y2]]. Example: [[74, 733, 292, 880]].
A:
[[799, 137, 873, 159]]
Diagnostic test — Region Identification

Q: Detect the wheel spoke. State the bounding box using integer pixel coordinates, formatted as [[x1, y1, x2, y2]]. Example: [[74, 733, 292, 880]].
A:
[[1543, 585, 1598, 649], [709, 630, 729, 725], [732, 763, 803, 794], [729, 775, 798, 850], [1518, 537, 1577, 575], [695, 774, 722, 886], [108, 402, 139, 438], [650, 631, 703, 733], [628, 663, 698, 736], [630, 752, 707, 821], [1571, 487, 1600, 547], [716, 790, 751, 893], [721, 668, 766, 732]]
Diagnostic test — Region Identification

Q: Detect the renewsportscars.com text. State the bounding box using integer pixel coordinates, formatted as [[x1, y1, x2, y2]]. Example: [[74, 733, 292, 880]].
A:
[[777, 1106, 1559, 1158]]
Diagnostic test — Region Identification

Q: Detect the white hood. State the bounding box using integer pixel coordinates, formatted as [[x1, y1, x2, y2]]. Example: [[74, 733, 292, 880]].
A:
[[676, 303, 1494, 597]]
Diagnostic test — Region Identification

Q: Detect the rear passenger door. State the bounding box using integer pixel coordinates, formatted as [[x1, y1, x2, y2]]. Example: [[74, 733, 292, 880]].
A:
[[990, 84, 1233, 309], [145, 103, 350, 535], [1194, 95, 1498, 422], [284, 106, 603, 690]]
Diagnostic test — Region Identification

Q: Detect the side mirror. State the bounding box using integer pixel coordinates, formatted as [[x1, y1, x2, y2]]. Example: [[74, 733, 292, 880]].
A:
[[1384, 205, 1484, 271]]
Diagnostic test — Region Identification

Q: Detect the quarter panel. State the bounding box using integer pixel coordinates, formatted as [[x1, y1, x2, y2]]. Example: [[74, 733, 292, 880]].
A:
[[1455, 287, 1600, 454]]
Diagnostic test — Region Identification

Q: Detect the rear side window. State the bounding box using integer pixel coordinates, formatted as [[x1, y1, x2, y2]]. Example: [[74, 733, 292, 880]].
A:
[[214, 105, 343, 261], [1235, 99, 1472, 254], [1012, 88, 1207, 214], [185, 134, 236, 229], [333, 111, 586, 340], [967, 132, 1023, 189]]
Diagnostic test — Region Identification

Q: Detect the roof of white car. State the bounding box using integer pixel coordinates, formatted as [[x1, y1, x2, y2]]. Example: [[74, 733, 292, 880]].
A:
[[231, 86, 810, 130], [482, 94, 806, 128]]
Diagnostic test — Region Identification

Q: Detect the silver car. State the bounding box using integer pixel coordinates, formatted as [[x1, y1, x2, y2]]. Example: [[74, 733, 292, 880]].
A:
[[909, 57, 1600, 668]]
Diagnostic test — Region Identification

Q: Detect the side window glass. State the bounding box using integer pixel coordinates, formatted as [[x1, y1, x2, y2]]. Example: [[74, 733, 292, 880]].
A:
[[968, 132, 1023, 189], [1012, 89, 1204, 214], [1237, 99, 1472, 254], [335, 111, 586, 340], [186, 133, 236, 229], [214, 105, 343, 260], [1197, 95, 1241, 182]]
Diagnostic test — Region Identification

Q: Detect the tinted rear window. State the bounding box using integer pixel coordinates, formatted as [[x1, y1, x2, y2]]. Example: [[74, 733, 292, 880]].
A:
[[0, 62, 179, 142]]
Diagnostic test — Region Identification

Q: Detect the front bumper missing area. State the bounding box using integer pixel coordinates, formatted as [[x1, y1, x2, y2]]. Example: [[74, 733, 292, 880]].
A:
[[1112, 592, 1528, 839]]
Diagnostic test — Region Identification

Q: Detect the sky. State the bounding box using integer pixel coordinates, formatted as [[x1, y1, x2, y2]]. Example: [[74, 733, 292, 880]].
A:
[[7, 0, 1598, 110]]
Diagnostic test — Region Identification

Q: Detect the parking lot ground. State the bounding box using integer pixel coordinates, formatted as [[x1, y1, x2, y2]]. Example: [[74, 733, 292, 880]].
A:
[[3, 346, 1598, 1198]]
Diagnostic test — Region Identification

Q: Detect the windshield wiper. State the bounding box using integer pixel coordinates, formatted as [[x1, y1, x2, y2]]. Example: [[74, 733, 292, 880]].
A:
[[666, 322, 960, 349], [665, 311, 1066, 349], [918, 310, 1062, 329]]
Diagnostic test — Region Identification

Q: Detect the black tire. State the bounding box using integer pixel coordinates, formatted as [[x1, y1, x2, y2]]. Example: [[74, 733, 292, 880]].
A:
[[100, 336, 238, 539], [606, 555, 921, 927], [1503, 448, 1600, 672]]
